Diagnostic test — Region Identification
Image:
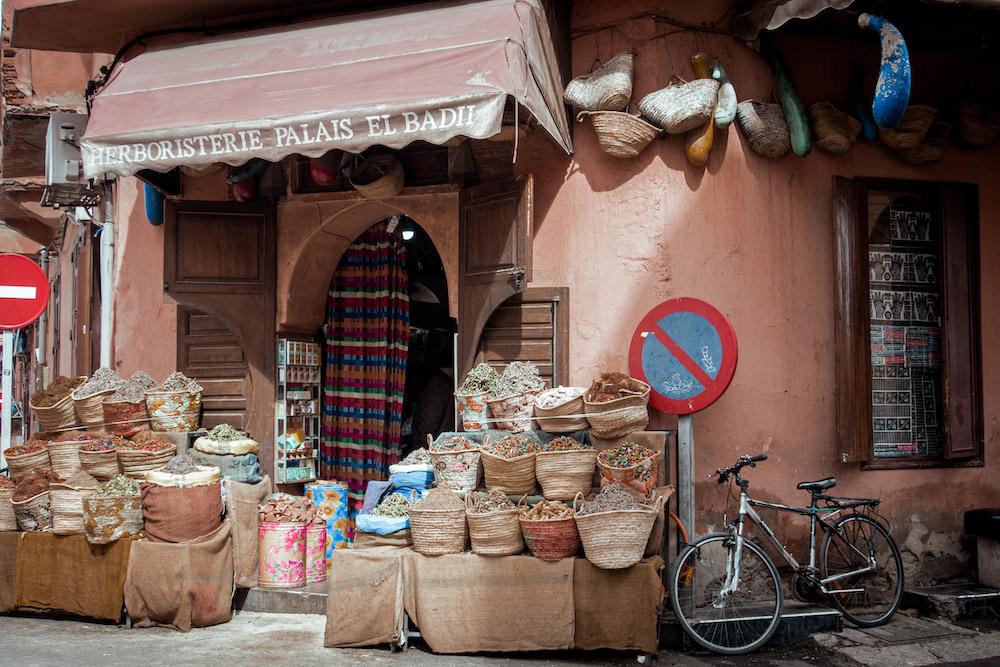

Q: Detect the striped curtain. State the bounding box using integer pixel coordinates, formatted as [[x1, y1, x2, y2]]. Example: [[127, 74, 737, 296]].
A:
[[321, 221, 409, 536]]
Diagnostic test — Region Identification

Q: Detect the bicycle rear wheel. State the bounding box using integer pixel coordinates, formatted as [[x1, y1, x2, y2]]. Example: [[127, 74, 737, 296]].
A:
[[821, 514, 903, 627], [670, 533, 783, 655]]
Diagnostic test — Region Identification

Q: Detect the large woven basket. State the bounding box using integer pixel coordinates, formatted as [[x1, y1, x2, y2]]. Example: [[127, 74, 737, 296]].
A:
[[72, 388, 115, 431], [563, 52, 633, 112], [30, 377, 84, 432], [638, 79, 719, 134], [578, 110, 661, 159], [809, 102, 862, 155], [103, 399, 150, 437], [486, 389, 540, 432], [6, 446, 51, 481], [78, 447, 120, 481], [736, 100, 791, 159], [51, 478, 98, 535], [520, 514, 580, 561], [117, 444, 177, 479], [429, 448, 481, 493], [535, 449, 598, 501], [584, 380, 650, 439], [13, 491, 52, 532], [83, 495, 143, 544], [145, 389, 202, 431], [534, 389, 588, 433], [409, 506, 468, 556], [465, 494, 524, 556], [480, 448, 537, 496], [598, 450, 661, 501], [350, 155, 404, 199], [573, 493, 663, 569], [878, 105, 936, 150], [0, 488, 16, 531], [48, 440, 85, 478]]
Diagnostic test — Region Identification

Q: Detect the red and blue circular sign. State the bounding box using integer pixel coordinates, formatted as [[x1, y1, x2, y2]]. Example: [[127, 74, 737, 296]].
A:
[[628, 297, 738, 415], [0, 253, 49, 330]]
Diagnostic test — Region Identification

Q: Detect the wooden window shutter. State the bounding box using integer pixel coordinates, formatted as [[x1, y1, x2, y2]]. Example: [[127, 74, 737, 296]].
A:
[[939, 184, 982, 459], [457, 175, 533, 377], [833, 176, 871, 463]]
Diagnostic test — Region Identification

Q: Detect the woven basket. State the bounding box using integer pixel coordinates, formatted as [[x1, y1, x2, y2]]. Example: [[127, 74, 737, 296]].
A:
[[736, 100, 791, 159], [145, 389, 202, 431], [534, 388, 587, 432], [430, 448, 481, 493], [410, 505, 468, 556], [78, 447, 120, 481], [957, 102, 998, 147], [598, 450, 661, 501], [563, 52, 633, 112], [0, 488, 16, 531], [486, 389, 540, 432], [809, 102, 862, 155], [638, 79, 719, 134], [83, 495, 143, 544], [350, 155, 404, 199], [455, 390, 491, 431], [117, 444, 177, 479], [578, 110, 661, 159], [584, 380, 650, 439], [30, 377, 84, 432], [898, 121, 951, 164], [574, 493, 663, 569], [466, 494, 524, 556], [481, 449, 537, 496], [103, 399, 151, 437], [48, 440, 85, 478], [13, 491, 52, 532], [535, 449, 598, 500], [72, 388, 115, 431], [7, 446, 51, 481], [520, 514, 580, 561], [50, 478, 98, 535], [879, 105, 936, 150]]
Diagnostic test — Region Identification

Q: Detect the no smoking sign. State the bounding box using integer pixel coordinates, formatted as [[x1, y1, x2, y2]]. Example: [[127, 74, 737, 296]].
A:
[[628, 298, 738, 415]]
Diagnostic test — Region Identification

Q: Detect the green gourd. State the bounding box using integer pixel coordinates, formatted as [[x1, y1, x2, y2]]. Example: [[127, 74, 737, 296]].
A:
[[759, 40, 811, 157]]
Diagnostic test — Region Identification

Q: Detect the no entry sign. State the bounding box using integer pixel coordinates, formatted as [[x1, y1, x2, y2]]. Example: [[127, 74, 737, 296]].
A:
[[629, 297, 738, 415], [0, 253, 49, 329]]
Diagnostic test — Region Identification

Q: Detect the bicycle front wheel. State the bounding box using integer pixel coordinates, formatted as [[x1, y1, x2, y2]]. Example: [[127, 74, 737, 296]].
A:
[[669, 533, 783, 655], [821, 514, 904, 627]]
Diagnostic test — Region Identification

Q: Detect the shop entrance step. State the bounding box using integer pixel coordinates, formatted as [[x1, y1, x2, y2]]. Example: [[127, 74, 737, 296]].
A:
[[903, 583, 1000, 619], [234, 582, 328, 615], [661, 601, 843, 649]]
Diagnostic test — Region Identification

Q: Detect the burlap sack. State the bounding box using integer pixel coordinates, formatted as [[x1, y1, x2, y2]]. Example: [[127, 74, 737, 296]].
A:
[[324, 547, 405, 648], [573, 556, 663, 653], [224, 475, 273, 588], [353, 529, 412, 549], [124, 520, 234, 632], [141, 482, 223, 543]]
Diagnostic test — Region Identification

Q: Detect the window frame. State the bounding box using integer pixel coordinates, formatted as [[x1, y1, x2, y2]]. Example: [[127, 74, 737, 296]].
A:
[[833, 177, 983, 470]]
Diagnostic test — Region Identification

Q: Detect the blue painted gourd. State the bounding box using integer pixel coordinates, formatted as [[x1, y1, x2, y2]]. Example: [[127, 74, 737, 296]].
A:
[[858, 13, 911, 129]]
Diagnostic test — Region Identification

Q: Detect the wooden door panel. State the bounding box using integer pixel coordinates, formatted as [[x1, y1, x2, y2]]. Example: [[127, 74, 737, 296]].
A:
[[177, 306, 250, 430]]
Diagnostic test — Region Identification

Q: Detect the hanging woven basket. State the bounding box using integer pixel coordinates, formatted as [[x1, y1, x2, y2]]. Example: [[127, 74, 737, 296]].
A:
[[898, 121, 951, 164], [349, 155, 404, 199], [809, 102, 862, 155], [878, 105, 936, 151], [563, 52, 634, 113], [578, 110, 661, 159], [638, 78, 719, 134], [736, 100, 792, 159]]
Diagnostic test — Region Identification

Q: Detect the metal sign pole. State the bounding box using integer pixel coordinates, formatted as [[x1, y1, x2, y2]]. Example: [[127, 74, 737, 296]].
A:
[[677, 413, 694, 544], [1, 329, 14, 470]]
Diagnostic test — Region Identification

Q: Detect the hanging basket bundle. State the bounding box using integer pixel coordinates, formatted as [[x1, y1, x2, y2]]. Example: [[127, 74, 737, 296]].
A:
[[563, 52, 634, 113], [736, 100, 791, 159], [809, 102, 862, 155], [638, 78, 719, 134], [578, 110, 661, 159], [898, 121, 951, 165], [349, 154, 404, 199], [878, 105, 936, 151]]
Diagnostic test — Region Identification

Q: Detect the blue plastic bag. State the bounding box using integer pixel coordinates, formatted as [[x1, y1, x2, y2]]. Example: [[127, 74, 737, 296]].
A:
[[356, 513, 410, 535]]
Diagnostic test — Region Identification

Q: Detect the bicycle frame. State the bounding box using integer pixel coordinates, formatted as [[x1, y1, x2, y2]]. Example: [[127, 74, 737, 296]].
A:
[[720, 490, 877, 598]]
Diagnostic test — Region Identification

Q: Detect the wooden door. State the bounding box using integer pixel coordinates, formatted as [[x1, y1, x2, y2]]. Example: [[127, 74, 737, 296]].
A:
[[457, 175, 533, 377], [176, 305, 250, 429], [71, 230, 92, 376]]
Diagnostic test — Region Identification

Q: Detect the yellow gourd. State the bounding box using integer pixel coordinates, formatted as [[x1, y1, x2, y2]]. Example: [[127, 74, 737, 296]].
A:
[[685, 53, 716, 167]]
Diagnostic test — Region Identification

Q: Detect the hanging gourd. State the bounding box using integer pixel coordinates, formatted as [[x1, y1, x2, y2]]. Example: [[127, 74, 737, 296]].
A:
[[849, 65, 878, 140], [858, 13, 911, 129], [227, 158, 267, 202], [684, 53, 716, 167], [759, 38, 812, 157], [143, 182, 164, 226], [710, 58, 737, 129]]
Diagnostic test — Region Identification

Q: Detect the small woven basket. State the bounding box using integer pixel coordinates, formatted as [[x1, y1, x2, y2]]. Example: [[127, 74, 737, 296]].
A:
[[410, 506, 468, 556], [13, 491, 53, 532], [534, 389, 588, 432], [117, 444, 177, 479], [0, 488, 17, 531], [78, 447, 120, 481], [145, 389, 202, 431], [578, 110, 661, 158], [878, 105, 936, 151], [809, 102, 862, 155], [48, 440, 85, 478], [480, 448, 537, 496], [598, 450, 661, 501], [573, 493, 662, 569], [519, 514, 580, 561], [50, 477, 99, 535], [72, 388, 115, 431], [736, 100, 791, 159], [638, 79, 719, 134], [584, 380, 650, 439], [6, 446, 51, 481], [465, 494, 524, 556], [30, 377, 84, 432], [563, 52, 634, 112], [350, 155, 404, 199], [898, 121, 951, 164], [429, 446, 482, 493], [486, 389, 540, 432], [535, 449, 598, 501]]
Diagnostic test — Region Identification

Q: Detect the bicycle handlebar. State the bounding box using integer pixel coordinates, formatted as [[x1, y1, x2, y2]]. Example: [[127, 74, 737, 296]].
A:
[[712, 453, 769, 482]]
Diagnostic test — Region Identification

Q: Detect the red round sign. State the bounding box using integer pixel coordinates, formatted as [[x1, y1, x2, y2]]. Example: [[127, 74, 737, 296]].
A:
[[628, 297, 738, 415], [0, 253, 50, 329]]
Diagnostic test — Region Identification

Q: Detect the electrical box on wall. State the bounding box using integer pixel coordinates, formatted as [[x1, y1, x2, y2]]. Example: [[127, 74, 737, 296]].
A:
[[42, 112, 102, 208]]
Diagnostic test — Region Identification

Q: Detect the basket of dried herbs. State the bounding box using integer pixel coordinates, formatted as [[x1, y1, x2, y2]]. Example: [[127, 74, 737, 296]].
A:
[[465, 489, 524, 556], [573, 483, 662, 569], [535, 436, 597, 501], [428, 433, 481, 493], [145, 371, 203, 432], [518, 498, 580, 561], [583, 372, 650, 438], [30, 375, 85, 432], [485, 362, 545, 432], [454, 363, 500, 431], [409, 486, 468, 556], [480, 433, 539, 496]]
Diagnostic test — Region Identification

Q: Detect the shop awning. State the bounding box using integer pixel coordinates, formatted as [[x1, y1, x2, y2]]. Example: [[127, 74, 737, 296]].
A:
[[81, 0, 572, 179]]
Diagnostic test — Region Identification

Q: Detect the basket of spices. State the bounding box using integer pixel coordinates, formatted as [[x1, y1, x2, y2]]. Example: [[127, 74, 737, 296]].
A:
[[486, 362, 545, 432], [117, 438, 177, 479], [455, 363, 500, 431], [574, 483, 662, 569], [50, 471, 99, 535], [11, 469, 60, 531], [584, 372, 650, 438], [428, 434, 482, 492], [466, 489, 524, 556], [518, 498, 580, 561], [78, 437, 123, 481], [534, 386, 588, 432], [409, 486, 468, 556], [535, 436, 597, 501], [0, 476, 17, 531], [83, 475, 143, 544], [480, 433, 540, 496], [102, 371, 156, 437], [145, 371, 203, 432], [5, 439, 51, 481], [30, 375, 85, 432], [597, 442, 660, 501], [71, 368, 122, 431], [47, 430, 101, 478]]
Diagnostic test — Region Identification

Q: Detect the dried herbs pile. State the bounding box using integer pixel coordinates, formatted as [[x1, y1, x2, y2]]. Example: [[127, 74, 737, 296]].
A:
[[205, 423, 248, 442], [259, 493, 317, 522], [487, 433, 539, 459], [577, 483, 641, 515], [91, 475, 141, 498], [158, 371, 202, 393], [541, 436, 591, 452], [430, 436, 476, 453], [467, 489, 515, 514], [74, 368, 123, 398], [159, 454, 201, 475], [586, 372, 647, 403], [520, 499, 574, 520], [399, 447, 431, 465], [489, 361, 544, 399], [79, 437, 123, 453], [12, 469, 62, 501], [457, 363, 500, 395], [33, 376, 84, 407], [371, 492, 411, 517], [119, 438, 172, 453], [597, 442, 656, 469], [105, 371, 156, 403], [536, 386, 583, 409], [413, 485, 463, 510], [54, 430, 101, 442]]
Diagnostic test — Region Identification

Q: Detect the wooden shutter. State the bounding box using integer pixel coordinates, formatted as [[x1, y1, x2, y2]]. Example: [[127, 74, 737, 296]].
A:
[[833, 176, 871, 463], [457, 175, 533, 377], [940, 184, 982, 459], [476, 287, 568, 387]]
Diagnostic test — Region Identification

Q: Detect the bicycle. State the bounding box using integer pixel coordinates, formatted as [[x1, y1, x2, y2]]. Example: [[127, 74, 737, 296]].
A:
[[669, 453, 904, 655]]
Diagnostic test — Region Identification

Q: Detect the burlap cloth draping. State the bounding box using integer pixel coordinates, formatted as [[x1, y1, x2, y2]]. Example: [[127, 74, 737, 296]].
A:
[[142, 482, 223, 544], [225, 475, 272, 588], [353, 529, 412, 549], [16, 532, 134, 621], [124, 521, 234, 632], [324, 546, 406, 648], [0, 532, 19, 612], [573, 556, 664, 653]]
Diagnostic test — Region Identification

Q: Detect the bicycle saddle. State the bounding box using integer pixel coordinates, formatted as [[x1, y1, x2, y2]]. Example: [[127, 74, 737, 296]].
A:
[[797, 477, 837, 491]]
